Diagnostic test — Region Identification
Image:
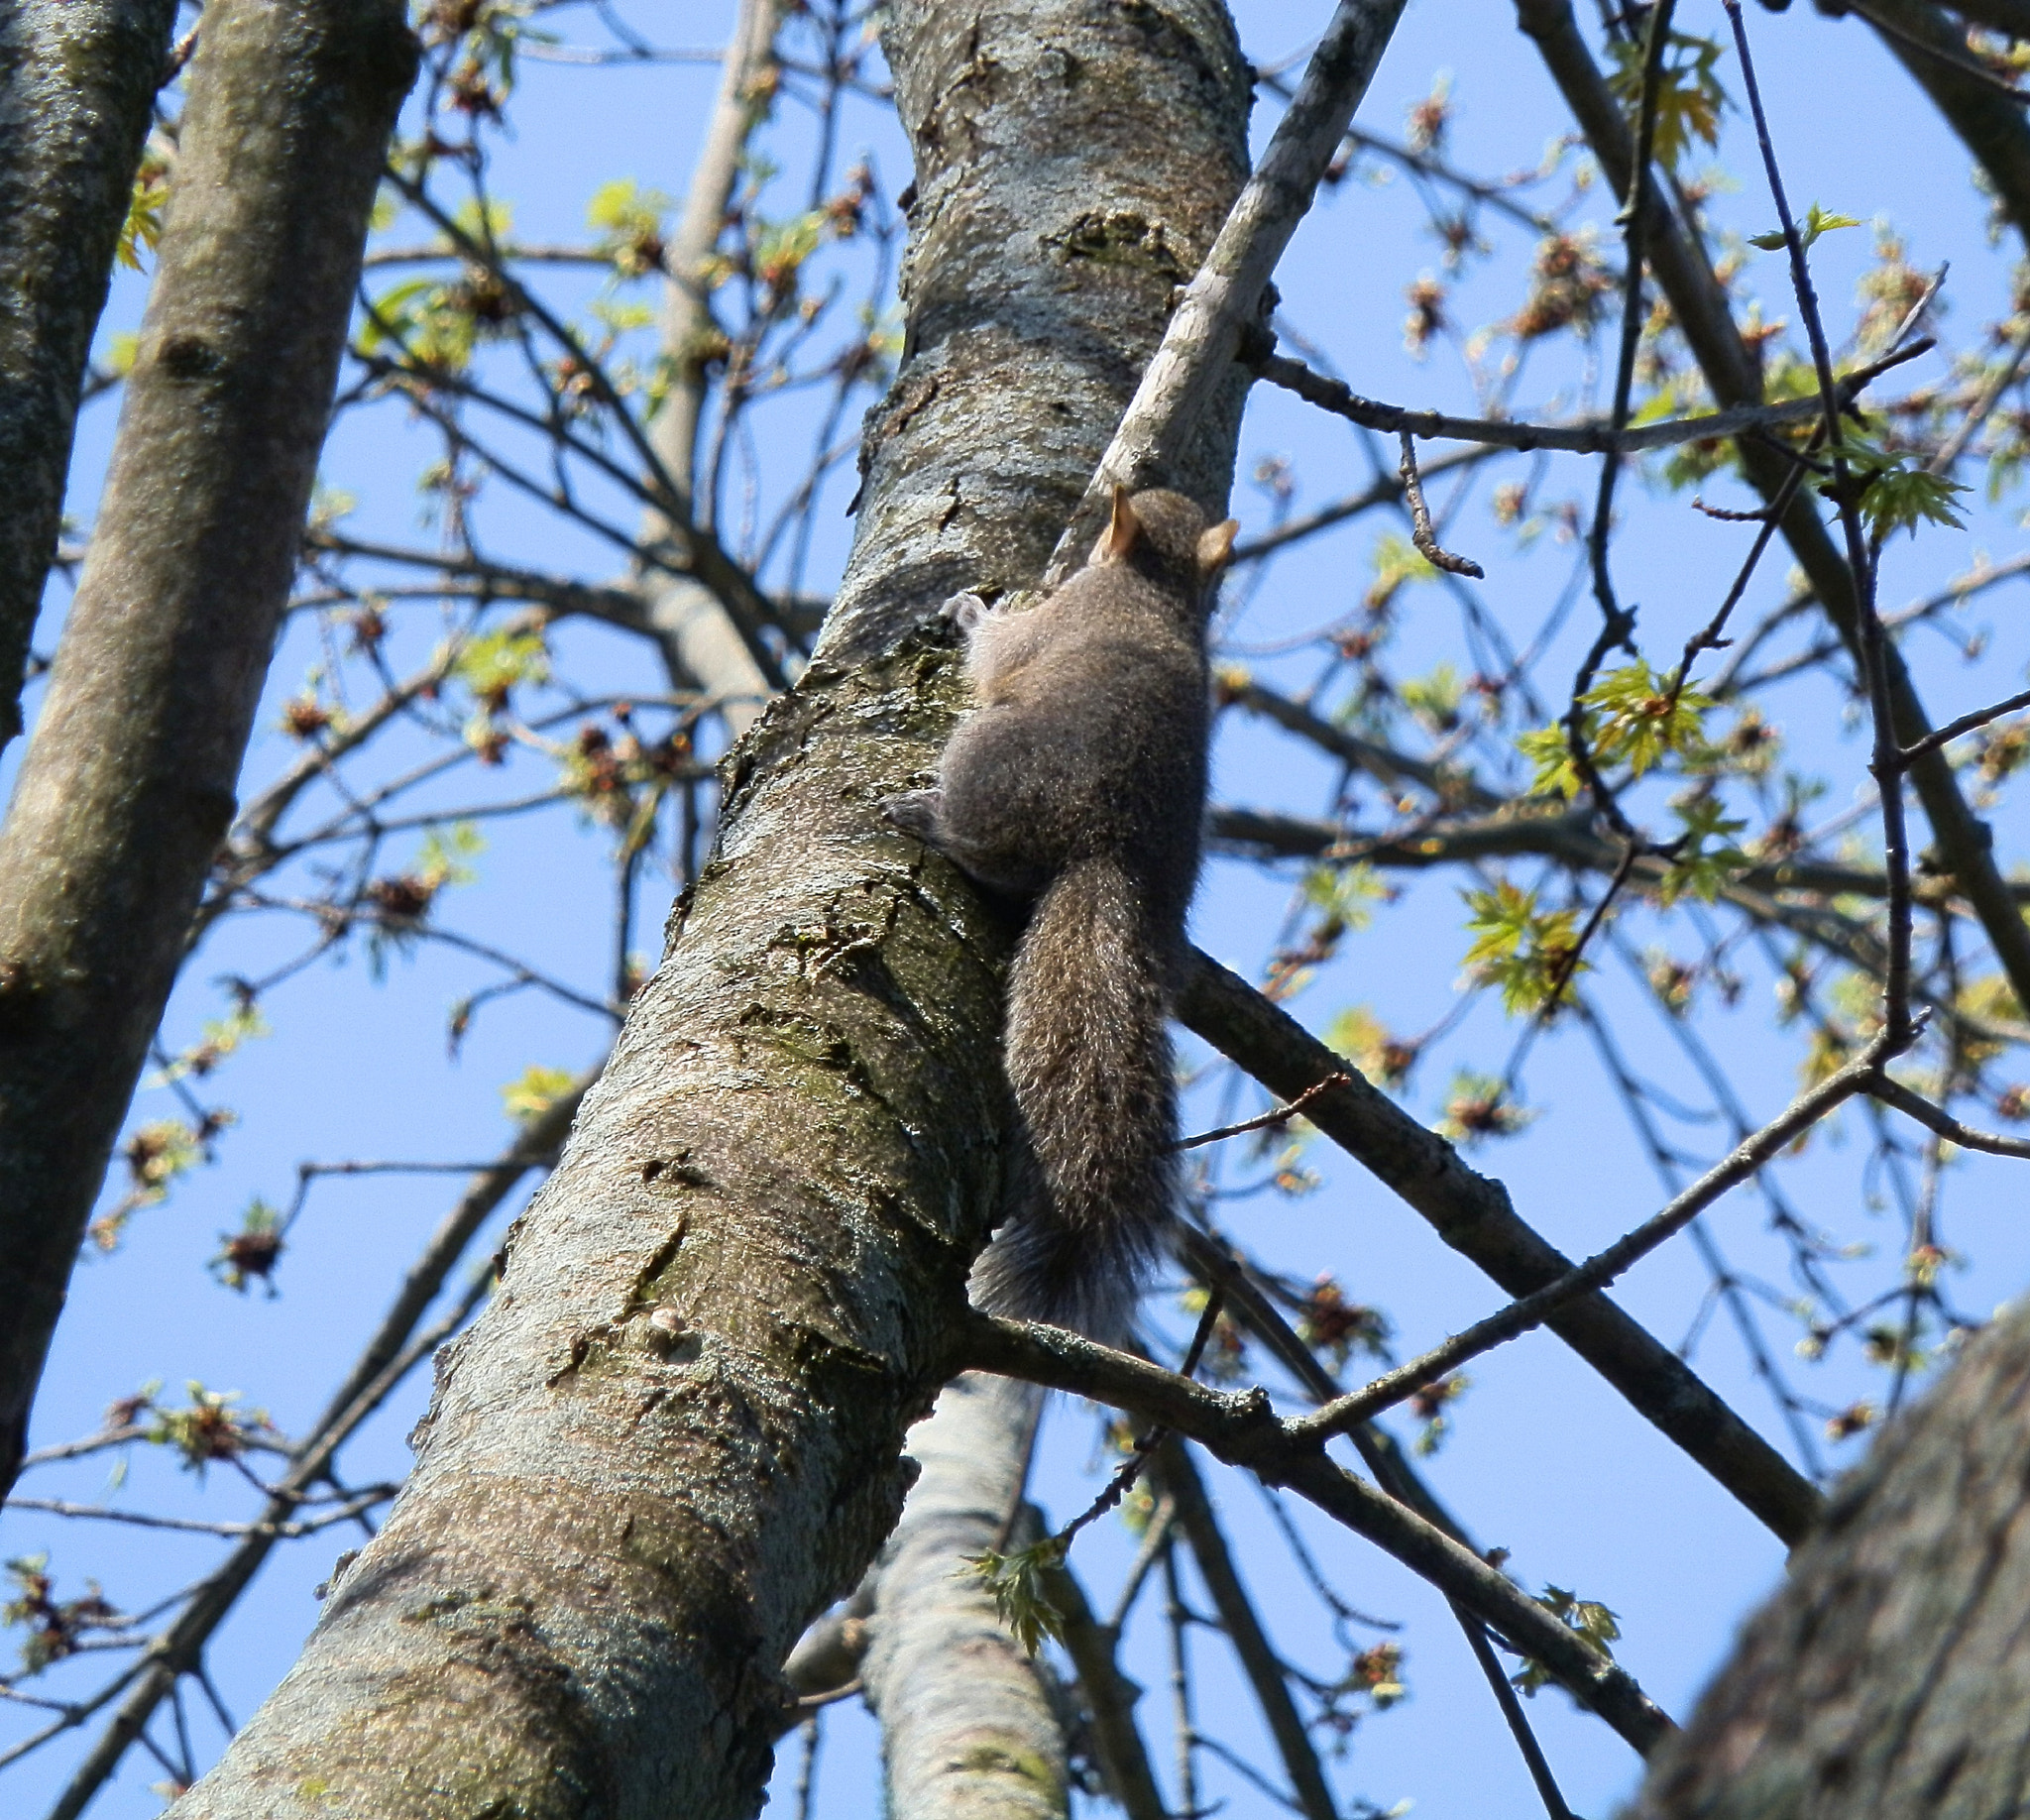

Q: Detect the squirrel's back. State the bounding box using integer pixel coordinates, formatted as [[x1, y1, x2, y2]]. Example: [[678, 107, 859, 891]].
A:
[[892, 487, 1237, 1338]]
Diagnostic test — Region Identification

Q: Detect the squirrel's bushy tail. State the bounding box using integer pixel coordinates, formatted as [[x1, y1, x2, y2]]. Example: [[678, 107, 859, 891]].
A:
[[971, 853, 1178, 1340]]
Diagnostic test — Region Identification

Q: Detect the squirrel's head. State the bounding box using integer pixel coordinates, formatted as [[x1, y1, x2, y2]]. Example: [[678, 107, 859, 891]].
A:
[[1090, 486, 1238, 607]]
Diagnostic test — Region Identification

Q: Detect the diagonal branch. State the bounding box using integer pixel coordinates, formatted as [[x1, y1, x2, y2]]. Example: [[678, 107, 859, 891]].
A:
[[1049, 0, 1410, 577], [1157, 1439, 1343, 1820], [1294, 1035, 1903, 1442], [635, 0, 790, 734], [960, 1313, 1676, 1758], [1176, 949, 1824, 1544]]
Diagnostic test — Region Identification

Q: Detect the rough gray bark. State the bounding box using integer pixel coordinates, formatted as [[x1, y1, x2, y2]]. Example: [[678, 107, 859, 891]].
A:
[[165, 4, 1251, 1816], [0, 0, 179, 752], [0, 0, 416, 1497], [862, 1374, 1067, 1820], [43, 1073, 601, 1820], [1631, 1296, 2030, 1820]]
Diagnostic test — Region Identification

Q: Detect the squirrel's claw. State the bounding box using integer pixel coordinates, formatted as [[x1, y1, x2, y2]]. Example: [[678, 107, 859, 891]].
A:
[[882, 788, 944, 843]]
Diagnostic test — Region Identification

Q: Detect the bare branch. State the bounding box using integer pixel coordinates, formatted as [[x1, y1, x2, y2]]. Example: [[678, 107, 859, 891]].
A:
[[1294, 1035, 1904, 1442], [960, 1313, 1675, 1758], [1870, 1075, 2030, 1159], [1255, 340, 1929, 457], [1177, 1072, 1352, 1152], [1177, 950, 1823, 1544], [1898, 686, 2030, 764], [1157, 1441, 1343, 1820], [1049, 0, 1410, 577], [1398, 429, 1485, 577], [41, 1073, 595, 1815]]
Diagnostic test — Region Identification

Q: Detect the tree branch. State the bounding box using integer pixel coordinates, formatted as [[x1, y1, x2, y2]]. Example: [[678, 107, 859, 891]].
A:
[[1049, 0, 1410, 576], [1176, 949, 1824, 1544], [1515, 0, 2030, 1024], [1158, 1439, 1344, 1820], [1256, 340, 1929, 456], [960, 1314, 1675, 1758], [0, 0, 178, 753], [1294, 1035, 1902, 1441]]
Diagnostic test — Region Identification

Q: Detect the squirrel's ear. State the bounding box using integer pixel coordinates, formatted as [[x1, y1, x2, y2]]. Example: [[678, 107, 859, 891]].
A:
[[1196, 518, 1239, 575], [1093, 486, 1142, 564]]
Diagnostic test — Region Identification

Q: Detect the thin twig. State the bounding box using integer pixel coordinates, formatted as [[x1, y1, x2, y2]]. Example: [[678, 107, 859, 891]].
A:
[[1456, 1612, 1580, 1820], [1897, 684, 2030, 764], [1724, 0, 1917, 1044], [1254, 339, 1929, 455], [1177, 1073, 1352, 1151], [1852, 0, 2030, 101], [1052, 1292, 1226, 1553], [1869, 1075, 2030, 1158], [1292, 1032, 1905, 1442], [1540, 840, 1642, 1018], [1397, 430, 1485, 576], [40, 1077, 597, 1818], [1048, 0, 1410, 579], [962, 1313, 1676, 1756], [1931, 314, 2030, 472]]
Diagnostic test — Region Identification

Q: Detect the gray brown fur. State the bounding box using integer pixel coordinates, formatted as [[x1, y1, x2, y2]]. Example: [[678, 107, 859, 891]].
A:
[[888, 488, 1236, 1337]]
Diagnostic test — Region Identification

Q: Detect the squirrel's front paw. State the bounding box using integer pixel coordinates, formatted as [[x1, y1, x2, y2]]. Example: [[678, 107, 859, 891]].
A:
[[882, 788, 944, 844], [939, 591, 991, 635]]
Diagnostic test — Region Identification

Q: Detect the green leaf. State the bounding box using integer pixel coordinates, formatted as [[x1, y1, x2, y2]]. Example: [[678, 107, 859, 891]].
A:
[[1820, 435, 1970, 540], [1513, 1584, 1624, 1696], [1604, 32, 1729, 171], [450, 626, 550, 704], [752, 209, 826, 290], [1582, 660, 1714, 781], [587, 177, 673, 279], [1438, 1070, 1537, 1143], [1366, 531, 1438, 611], [1518, 661, 1715, 799], [1300, 863, 1385, 932], [1658, 794, 1748, 905], [1519, 723, 1582, 799], [116, 148, 171, 273], [1400, 660, 1465, 732], [1462, 882, 1588, 1015], [1748, 203, 1862, 254], [967, 1539, 1068, 1654], [415, 822, 485, 891], [502, 1064, 576, 1125]]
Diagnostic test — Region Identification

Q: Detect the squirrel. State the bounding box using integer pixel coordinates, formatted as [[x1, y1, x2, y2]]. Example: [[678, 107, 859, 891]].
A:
[[887, 487, 1238, 1338]]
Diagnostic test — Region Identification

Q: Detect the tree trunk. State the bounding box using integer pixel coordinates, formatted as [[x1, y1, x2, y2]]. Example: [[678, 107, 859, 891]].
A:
[[0, 0, 179, 751], [0, 0, 416, 1495], [1632, 1296, 2030, 1819], [861, 1374, 1068, 1820], [166, 4, 1251, 1814]]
